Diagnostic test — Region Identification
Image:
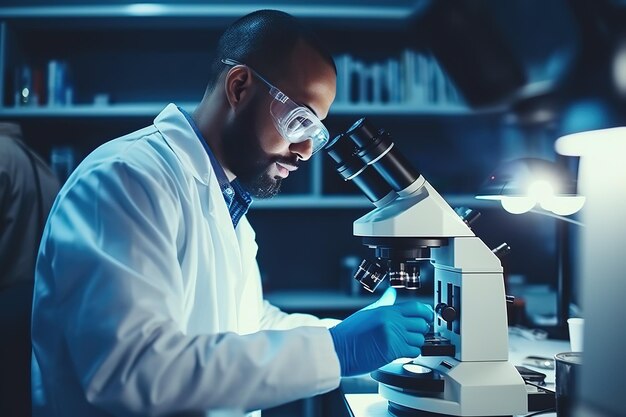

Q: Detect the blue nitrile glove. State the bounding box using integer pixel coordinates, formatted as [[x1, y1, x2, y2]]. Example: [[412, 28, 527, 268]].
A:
[[329, 288, 433, 377]]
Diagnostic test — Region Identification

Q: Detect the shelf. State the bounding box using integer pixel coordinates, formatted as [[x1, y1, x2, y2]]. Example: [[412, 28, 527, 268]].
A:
[[251, 195, 371, 209], [0, 103, 197, 118], [250, 194, 496, 209], [331, 102, 472, 115], [0, 4, 417, 21], [0, 102, 485, 118]]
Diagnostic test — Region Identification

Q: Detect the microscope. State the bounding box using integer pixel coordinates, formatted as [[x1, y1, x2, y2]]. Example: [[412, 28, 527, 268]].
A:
[[325, 118, 528, 416]]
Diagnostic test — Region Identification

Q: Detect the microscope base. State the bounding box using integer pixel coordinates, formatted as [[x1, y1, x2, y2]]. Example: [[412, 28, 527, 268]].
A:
[[384, 388, 554, 417], [387, 402, 511, 417], [377, 360, 528, 416]]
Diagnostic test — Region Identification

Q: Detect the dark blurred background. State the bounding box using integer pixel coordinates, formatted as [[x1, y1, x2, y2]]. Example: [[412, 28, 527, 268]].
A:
[[2, 1, 626, 414], [3, 0, 625, 317]]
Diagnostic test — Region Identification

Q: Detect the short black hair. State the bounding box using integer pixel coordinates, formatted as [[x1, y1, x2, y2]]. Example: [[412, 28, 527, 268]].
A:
[[205, 9, 336, 93]]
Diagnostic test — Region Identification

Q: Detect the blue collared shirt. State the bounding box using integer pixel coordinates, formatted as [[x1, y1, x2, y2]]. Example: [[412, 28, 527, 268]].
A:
[[178, 107, 252, 229]]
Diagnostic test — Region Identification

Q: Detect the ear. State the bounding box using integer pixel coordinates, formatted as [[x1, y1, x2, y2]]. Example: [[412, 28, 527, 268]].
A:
[[223, 66, 254, 111]]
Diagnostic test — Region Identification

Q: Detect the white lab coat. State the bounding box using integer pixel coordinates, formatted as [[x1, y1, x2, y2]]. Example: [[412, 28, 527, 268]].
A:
[[31, 104, 341, 417]]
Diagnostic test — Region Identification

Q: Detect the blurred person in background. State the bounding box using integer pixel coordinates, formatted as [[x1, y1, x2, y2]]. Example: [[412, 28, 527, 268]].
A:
[[0, 121, 60, 417]]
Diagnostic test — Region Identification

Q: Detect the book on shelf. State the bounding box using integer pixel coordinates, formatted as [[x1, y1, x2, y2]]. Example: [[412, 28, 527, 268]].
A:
[[332, 49, 465, 108], [12, 60, 74, 108]]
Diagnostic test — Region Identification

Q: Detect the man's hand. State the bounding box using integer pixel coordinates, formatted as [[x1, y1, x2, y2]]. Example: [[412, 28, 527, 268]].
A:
[[329, 294, 433, 377]]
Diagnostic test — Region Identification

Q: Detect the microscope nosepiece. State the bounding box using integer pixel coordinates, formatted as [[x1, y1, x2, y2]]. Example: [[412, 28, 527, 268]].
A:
[[404, 273, 421, 290], [354, 259, 388, 293], [389, 261, 421, 290]]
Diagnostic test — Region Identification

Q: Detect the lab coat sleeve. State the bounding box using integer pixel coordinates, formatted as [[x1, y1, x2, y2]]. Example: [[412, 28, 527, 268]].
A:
[[49, 159, 340, 416], [259, 300, 341, 330]]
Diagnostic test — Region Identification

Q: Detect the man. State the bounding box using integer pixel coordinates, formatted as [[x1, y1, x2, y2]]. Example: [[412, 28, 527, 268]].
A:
[[0, 122, 59, 417], [31, 10, 433, 417]]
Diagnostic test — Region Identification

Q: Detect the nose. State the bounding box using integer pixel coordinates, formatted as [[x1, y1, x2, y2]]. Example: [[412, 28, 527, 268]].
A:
[[289, 139, 313, 161]]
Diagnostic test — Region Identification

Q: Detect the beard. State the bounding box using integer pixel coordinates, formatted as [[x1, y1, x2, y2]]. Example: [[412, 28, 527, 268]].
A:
[[221, 103, 297, 199]]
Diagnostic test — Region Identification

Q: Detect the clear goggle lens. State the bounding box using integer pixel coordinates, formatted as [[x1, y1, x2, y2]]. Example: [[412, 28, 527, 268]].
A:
[[269, 89, 329, 155], [221, 58, 330, 155]]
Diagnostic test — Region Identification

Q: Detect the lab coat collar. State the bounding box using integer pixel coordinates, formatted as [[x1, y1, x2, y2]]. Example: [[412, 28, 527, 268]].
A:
[[153, 103, 212, 185], [177, 105, 253, 228]]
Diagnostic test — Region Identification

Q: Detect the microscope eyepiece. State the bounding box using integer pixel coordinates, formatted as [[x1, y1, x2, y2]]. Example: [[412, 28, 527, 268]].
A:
[[324, 118, 425, 203], [345, 117, 382, 149], [344, 118, 421, 193], [325, 133, 393, 204]]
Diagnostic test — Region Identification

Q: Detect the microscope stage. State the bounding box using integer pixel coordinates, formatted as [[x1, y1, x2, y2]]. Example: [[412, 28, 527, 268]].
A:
[[371, 361, 445, 394]]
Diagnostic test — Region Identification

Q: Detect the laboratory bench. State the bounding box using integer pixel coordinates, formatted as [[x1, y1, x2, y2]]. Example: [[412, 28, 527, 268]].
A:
[[316, 333, 569, 417]]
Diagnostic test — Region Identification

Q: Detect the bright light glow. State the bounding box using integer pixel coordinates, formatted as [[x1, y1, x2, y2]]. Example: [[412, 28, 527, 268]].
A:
[[613, 40, 626, 97], [500, 196, 536, 214], [475, 195, 503, 201], [125, 3, 167, 16], [544, 196, 586, 216], [528, 180, 555, 202], [527, 180, 560, 211]]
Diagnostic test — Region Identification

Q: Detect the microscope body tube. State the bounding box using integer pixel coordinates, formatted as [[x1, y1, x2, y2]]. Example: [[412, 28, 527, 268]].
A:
[[345, 118, 422, 195], [324, 117, 433, 291], [325, 131, 396, 206], [325, 117, 427, 210]]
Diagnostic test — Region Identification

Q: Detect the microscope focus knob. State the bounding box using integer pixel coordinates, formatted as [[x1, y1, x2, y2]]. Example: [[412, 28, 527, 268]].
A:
[[435, 303, 457, 322]]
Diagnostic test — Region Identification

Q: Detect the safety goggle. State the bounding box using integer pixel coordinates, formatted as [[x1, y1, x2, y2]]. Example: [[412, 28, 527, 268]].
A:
[[221, 58, 330, 155]]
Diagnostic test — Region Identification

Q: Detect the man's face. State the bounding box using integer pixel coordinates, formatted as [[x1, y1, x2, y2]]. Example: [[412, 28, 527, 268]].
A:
[[222, 41, 337, 198], [221, 93, 295, 198]]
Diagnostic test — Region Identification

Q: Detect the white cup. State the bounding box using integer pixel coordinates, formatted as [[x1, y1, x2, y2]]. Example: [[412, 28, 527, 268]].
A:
[[567, 318, 584, 352]]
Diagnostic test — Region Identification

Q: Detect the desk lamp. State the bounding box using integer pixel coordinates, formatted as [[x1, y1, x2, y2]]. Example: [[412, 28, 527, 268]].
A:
[[475, 158, 585, 218], [475, 157, 585, 338]]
